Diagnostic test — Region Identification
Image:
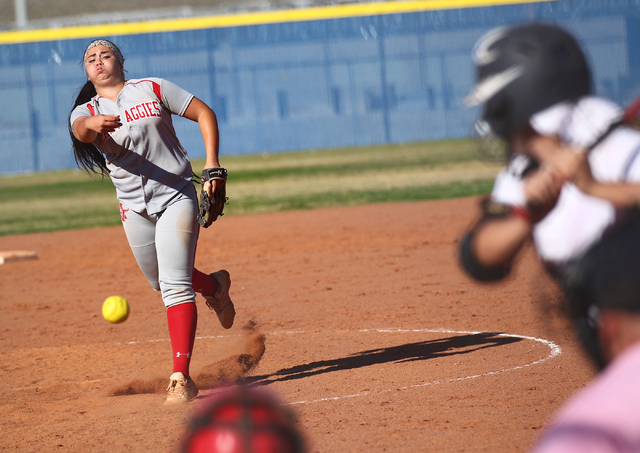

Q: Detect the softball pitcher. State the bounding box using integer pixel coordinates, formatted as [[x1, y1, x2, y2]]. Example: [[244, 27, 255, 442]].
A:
[[69, 39, 235, 405]]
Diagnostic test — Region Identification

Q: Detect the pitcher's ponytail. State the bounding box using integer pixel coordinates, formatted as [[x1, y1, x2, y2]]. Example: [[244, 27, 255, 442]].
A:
[[69, 80, 108, 176]]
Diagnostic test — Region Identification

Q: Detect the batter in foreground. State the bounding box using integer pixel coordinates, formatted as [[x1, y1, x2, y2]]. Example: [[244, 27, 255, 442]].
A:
[[460, 22, 640, 452]]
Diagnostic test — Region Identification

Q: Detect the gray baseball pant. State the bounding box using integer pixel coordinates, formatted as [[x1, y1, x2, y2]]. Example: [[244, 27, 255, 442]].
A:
[[120, 192, 199, 308]]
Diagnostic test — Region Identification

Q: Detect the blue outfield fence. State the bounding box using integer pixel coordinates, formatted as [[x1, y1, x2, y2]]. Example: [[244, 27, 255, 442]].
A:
[[0, 0, 639, 175]]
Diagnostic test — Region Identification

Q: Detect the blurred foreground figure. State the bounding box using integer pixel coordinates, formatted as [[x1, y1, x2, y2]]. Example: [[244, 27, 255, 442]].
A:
[[460, 22, 640, 452], [532, 219, 640, 452], [181, 386, 306, 453]]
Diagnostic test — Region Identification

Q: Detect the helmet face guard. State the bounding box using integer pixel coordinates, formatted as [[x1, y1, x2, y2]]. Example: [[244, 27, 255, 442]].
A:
[[466, 23, 592, 139]]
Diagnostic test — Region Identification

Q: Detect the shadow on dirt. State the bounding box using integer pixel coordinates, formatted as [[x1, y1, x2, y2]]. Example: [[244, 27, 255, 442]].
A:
[[248, 333, 521, 384]]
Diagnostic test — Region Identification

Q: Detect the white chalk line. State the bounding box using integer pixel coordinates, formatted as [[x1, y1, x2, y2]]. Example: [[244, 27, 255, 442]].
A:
[[28, 328, 560, 397], [277, 328, 562, 405]]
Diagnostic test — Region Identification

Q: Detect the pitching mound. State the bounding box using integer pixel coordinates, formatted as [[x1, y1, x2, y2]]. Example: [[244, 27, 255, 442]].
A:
[[0, 198, 595, 452]]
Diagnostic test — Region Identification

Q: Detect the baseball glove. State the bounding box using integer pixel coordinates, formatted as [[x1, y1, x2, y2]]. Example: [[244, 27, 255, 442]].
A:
[[197, 167, 228, 228]]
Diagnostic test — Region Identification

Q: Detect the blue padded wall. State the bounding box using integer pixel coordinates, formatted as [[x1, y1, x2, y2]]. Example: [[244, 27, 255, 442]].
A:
[[0, 0, 639, 174]]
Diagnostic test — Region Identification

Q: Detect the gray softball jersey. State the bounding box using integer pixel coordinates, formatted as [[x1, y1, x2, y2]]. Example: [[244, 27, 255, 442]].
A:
[[71, 78, 195, 215]]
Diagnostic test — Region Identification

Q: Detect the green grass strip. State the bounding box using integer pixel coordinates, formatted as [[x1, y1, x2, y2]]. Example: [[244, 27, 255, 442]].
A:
[[0, 139, 498, 236], [225, 180, 494, 215]]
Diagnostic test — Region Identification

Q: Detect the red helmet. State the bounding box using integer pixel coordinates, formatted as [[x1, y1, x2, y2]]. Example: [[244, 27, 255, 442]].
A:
[[182, 386, 306, 453]]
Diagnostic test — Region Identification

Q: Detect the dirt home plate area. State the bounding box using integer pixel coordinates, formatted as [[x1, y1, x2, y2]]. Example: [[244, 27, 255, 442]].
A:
[[0, 197, 596, 452]]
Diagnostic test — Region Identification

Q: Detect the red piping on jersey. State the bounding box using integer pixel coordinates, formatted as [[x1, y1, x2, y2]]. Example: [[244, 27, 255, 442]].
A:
[[152, 81, 161, 101], [125, 79, 162, 101], [86, 103, 95, 116]]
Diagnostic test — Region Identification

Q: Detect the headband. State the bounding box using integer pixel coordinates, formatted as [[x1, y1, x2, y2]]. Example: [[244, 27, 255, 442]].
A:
[[84, 39, 124, 67]]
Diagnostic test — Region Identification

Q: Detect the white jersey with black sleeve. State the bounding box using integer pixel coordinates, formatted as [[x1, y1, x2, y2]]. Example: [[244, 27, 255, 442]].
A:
[[70, 77, 195, 215], [491, 96, 640, 268]]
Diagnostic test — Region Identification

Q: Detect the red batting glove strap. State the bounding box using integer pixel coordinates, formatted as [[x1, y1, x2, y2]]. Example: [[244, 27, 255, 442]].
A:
[[510, 205, 533, 223]]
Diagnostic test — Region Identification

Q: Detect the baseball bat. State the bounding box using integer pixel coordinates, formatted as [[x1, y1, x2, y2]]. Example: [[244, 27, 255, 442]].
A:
[[587, 93, 640, 151]]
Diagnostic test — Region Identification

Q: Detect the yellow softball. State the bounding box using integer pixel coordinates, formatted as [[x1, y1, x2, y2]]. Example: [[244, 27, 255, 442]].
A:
[[102, 296, 130, 324]]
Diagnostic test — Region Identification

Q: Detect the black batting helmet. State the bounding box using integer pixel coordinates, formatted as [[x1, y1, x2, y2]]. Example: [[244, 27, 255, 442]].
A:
[[465, 22, 592, 139]]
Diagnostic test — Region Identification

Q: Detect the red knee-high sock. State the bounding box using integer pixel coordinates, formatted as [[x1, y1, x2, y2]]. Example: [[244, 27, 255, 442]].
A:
[[192, 267, 217, 295], [166, 302, 198, 378]]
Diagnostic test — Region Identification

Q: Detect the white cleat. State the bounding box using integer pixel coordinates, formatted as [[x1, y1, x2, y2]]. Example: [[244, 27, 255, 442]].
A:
[[164, 372, 198, 405]]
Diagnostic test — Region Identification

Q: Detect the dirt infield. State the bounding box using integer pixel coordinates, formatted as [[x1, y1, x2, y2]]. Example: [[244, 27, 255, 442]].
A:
[[0, 197, 596, 452]]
